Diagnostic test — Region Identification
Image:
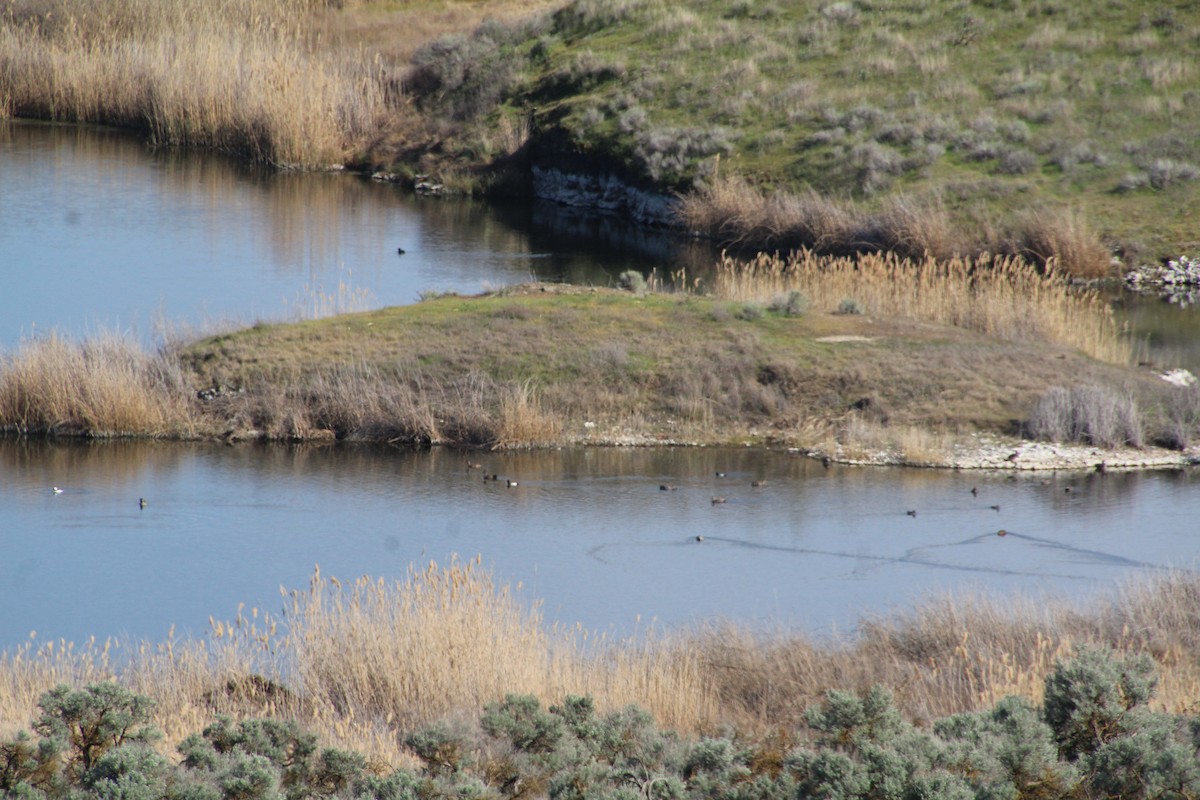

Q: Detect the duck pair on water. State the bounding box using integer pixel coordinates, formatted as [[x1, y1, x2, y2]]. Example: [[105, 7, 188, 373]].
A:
[[481, 474, 518, 487], [55, 487, 149, 510]]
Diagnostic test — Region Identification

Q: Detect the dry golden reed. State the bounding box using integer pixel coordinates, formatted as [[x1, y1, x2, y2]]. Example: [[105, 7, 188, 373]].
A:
[[3, 563, 1200, 763], [496, 381, 563, 448], [679, 176, 1114, 278], [0, 0, 395, 166], [712, 250, 1131, 365], [267, 559, 717, 739], [0, 331, 194, 436]]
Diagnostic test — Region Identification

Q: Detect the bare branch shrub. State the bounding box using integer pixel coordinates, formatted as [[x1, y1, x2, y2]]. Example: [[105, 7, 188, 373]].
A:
[[1026, 385, 1144, 447]]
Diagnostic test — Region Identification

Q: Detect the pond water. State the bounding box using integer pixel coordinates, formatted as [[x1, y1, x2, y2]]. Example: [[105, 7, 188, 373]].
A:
[[1, 121, 1198, 652], [5, 438, 1198, 649], [0, 120, 710, 350]]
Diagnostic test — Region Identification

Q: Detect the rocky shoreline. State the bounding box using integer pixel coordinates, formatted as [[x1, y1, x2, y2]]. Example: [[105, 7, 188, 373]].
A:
[[1124, 255, 1200, 306], [550, 427, 1200, 472]]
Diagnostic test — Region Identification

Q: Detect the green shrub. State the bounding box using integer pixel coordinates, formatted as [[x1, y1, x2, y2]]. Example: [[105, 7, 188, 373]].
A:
[[631, 125, 732, 185], [11, 679, 1200, 800], [181, 715, 370, 800], [1085, 711, 1200, 800], [836, 298, 862, 315], [768, 290, 809, 317], [406, 20, 538, 122], [803, 685, 905, 747], [795, 686, 973, 800], [735, 303, 764, 321], [32, 683, 161, 775], [935, 695, 1078, 800], [82, 744, 171, 800], [482, 695, 565, 755], [405, 722, 473, 776], [0, 730, 65, 797], [1042, 645, 1157, 760], [617, 270, 647, 294], [218, 752, 282, 800]]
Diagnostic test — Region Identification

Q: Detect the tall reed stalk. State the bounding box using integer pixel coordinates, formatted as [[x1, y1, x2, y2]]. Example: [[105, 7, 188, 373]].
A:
[[712, 250, 1131, 365]]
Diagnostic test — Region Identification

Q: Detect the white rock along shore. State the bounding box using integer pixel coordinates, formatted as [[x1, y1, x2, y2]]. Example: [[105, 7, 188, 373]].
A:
[[815, 434, 1200, 471]]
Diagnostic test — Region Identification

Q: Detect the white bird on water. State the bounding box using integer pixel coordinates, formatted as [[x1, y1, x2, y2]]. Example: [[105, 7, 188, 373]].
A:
[[52, 487, 63, 494]]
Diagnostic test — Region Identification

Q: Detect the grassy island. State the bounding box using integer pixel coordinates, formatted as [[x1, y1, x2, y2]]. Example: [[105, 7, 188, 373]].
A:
[[4, 250, 1197, 463]]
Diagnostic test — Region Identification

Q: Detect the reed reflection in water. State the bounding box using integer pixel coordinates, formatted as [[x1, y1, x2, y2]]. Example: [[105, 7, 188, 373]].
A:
[[0, 121, 712, 350], [2, 439, 1196, 650]]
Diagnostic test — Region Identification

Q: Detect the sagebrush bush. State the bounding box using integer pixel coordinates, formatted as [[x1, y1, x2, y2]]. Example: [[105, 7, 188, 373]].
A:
[[1042, 645, 1157, 761], [768, 290, 809, 317], [617, 270, 647, 294], [1027, 385, 1144, 448], [836, 298, 862, 315], [406, 28, 530, 122], [6, 645, 1200, 799]]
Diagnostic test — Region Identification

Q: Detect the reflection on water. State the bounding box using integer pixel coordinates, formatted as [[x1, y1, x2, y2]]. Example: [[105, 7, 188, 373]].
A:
[[2, 438, 1196, 650], [0, 120, 713, 349], [1115, 292, 1200, 372]]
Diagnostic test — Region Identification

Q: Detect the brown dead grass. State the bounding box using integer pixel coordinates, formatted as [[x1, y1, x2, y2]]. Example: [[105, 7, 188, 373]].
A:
[[0, 332, 195, 437], [680, 176, 1114, 278], [0, 0, 559, 167], [711, 250, 1131, 365]]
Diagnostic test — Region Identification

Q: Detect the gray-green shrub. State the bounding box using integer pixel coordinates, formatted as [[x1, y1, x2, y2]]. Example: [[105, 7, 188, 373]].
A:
[[1042, 645, 1157, 760], [1026, 385, 1144, 448], [768, 290, 809, 317], [9, 671, 1200, 800], [33, 683, 161, 775], [935, 695, 1078, 800], [836, 298, 862, 315], [617, 270, 647, 294]]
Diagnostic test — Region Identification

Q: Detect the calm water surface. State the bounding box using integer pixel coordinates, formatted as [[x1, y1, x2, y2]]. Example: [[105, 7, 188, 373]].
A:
[[2, 122, 1198, 651], [0, 120, 708, 349], [4, 439, 1197, 648]]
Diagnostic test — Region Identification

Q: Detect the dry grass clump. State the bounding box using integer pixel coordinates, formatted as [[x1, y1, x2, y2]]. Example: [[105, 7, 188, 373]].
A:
[[0, 332, 194, 436], [679, 177, 969, 263], [0, 630, 264, 751], [0, 0, 397, 166], [211, 366, 563, 448], [270, 560, 717, 739], [676, 175, 856, 254], [834, 418, 960, 465], [711, 250, 1131, 365], [0, 559, 717, 766], [277, 560, 564, 734], [680, 177, 1115, 277], [999, 207, 1113, 280], [497, 381, 564, 448]]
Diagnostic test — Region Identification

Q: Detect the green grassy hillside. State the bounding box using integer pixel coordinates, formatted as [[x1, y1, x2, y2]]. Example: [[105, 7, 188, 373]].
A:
[[403, 0, 1200, 264], [4, 0, 1197, 263]]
